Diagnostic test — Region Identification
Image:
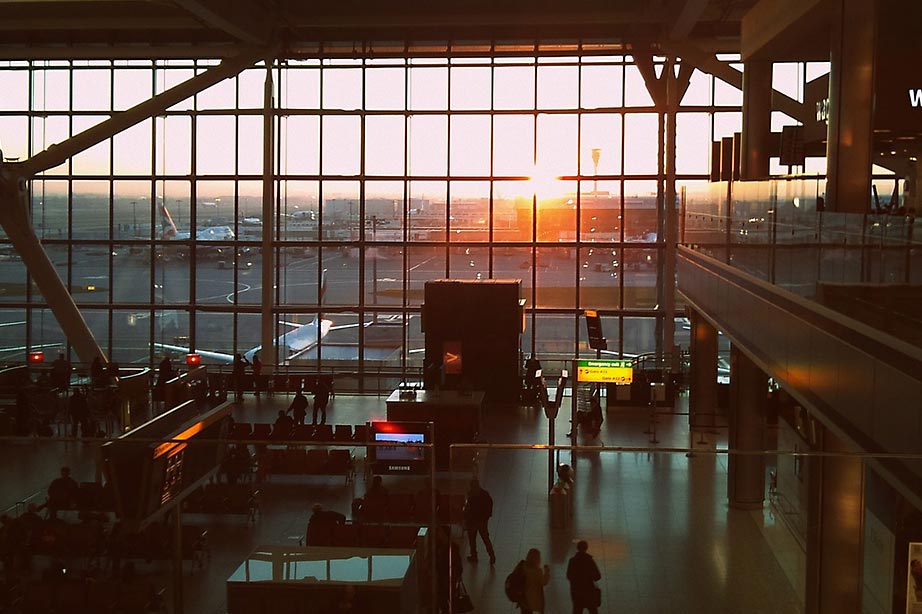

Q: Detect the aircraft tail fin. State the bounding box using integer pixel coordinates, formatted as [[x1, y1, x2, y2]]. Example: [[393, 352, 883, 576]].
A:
[[159, 202, 178, 239]]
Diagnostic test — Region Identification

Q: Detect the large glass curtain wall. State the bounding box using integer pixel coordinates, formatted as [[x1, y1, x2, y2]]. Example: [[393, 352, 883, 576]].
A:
[[0, 51, 744, 379]]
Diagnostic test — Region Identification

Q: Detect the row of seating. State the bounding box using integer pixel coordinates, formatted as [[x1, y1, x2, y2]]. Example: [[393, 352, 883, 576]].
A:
[[229, 422, 367, 443], [262, 448, 355, 484], [306, 522, 421, 549], [19, 579, 164, 614], [182, 483, 259, 525], [354, 492, 466, 525]]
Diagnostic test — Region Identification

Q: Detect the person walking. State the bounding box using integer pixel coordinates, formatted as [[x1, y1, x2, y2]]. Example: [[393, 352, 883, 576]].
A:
[[288, 388, 309, 425], [567, 540, 602, 614], [251, 352, 263, 397], [463, 478, 496, 564], [520, 547, 550, 613], [232, 353, 250, 401], [312, 377, 330, 425]]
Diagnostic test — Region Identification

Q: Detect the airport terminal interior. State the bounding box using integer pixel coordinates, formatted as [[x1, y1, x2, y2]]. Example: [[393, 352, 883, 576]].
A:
[[0, 0, 921, 612]]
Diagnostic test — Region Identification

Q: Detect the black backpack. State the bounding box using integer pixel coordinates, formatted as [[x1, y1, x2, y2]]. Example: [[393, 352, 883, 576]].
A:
[[504, 560, 526, 603]]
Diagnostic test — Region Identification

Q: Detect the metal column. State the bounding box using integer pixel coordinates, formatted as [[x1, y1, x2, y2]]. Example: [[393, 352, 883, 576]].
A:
[[740, 60, 773, 180], [727, 345, 766, 510], [826, 0, 877, 213], [261, 62, 276, 368]]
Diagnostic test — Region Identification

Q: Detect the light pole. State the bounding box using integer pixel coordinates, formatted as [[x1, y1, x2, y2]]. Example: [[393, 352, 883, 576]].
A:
[[132, 200, 137, 238], [372, 215, 378, 322]]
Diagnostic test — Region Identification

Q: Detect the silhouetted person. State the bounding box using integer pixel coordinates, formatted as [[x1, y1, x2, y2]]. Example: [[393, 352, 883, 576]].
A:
[[306, 504, 345, 545], [157, 355, 174, 387], [51, 352, 71, 392], [435, 525, 462, 614], [232, 354, 249, 401], [312, 377, 331, 425], [90, 356, 106, 388], [273, 410, 293, 439], [69, 388, 90, 438], [47, 466, 78, 518], [251, 352, 263, 397], [288, 389, 309, 425], [567, 540, 602, 614], [521, 547, 550, 614], [463, 478, 496, 564]]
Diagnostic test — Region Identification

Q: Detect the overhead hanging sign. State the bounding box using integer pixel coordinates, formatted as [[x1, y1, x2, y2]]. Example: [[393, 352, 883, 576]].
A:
[[576, 359, 633, 384]]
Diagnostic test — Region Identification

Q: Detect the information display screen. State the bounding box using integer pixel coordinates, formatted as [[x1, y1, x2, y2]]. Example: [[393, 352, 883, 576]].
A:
[[373, 432, 426, 462], [576, 359, 633, 384]]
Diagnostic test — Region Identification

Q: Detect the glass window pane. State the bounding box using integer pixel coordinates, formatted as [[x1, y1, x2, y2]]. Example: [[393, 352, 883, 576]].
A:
[[714, 66, 743, 106], [407, 245, 444, 307], [195, 313, 234, 363], [493, 115, 534, 176], [113, 244, 150, 304], [409, 67, 448, 110], [72, 180, 110, 240], [72, 69, 111, 111], [282, 115, 320, 175], [579, 246, 620, 309], [72, 116, 110, 176], [238, 115, 263, 175], [581, 64, 623, 109], [32, 69, 70, 112], [534, 313, 575, 358], [408, 115, 447, 176], [0, 116, 29, 161], [713, 112, 741, 140], [113, 69, 152, 111], [113, 120, 152, 175], [364, 240, 403, 307], [449, 245, 488, 280], [681, 68, 711, 106], [579, 180, 621, 242], [238, 68, 265, 109], [156, 180, 191, 242], [156, 66, 194, 112], [537, 65, 579, 109], [196, 116, 236, 175], [579, 114, 622, 175], [493, 181, 532, 242], [278, 247, 319, 305], [623, 316, 657, 355], [0, 70, 29, 111], [536, 247, 576, 308], [113, 181, 150, 240], [623, 248, 658, 308], [623, 114, 659, 175], [449, 181, 489, 242], [409, 181, 446, 242], [156, 115, 192, 176], [322, 250, 358, 305], [322, 67, 362, 110], [624, 64, 654, 107], [196, 72, 236, 110], [364, 181, 404, 241], [154, 245, 190, 304], [71, 250, 109, 303], [536, 113, 578, 177], [31, 181, 69, 240], [450, 115, 491, 176], [280, 180, 319, 241], [322, 115, 361, 175], [450, 66, 491, 110], [0, 254, 26, 306], [365, 115, 405, 176], [537, 181, 576, 242], [285, 68, 321, 109], [321, 181, 360, 241], [624, 180, 658, 241], [32, 116, 70, 175], [494, 66, 535, 110], [366, 67, 406, 110], [676, 113, 710, 175]]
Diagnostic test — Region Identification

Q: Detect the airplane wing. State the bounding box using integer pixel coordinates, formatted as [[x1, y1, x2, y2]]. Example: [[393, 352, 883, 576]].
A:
[[154, 342, 235, 363]]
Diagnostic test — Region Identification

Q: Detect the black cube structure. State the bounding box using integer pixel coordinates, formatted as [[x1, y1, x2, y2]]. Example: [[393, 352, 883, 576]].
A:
[[422, 279, 523, 403]]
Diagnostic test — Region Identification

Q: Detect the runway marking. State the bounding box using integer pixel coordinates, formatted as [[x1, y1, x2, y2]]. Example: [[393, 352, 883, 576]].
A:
[[409, 256, 436, 272], [0, 321, 26, 328], [227, 283, 251, 303]]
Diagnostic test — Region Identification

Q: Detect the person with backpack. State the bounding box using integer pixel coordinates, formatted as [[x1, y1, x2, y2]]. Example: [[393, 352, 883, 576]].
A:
[[567, 540, 602, 614], [507, 548, 549, 612], [463, 478, 496, 564]]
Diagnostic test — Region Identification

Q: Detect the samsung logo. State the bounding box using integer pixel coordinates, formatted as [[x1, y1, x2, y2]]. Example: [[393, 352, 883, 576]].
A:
[[388, 465, 411, 471]]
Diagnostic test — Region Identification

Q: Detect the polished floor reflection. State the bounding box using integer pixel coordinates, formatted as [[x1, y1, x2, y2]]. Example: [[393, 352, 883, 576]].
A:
[[0, 391, 804, 613]]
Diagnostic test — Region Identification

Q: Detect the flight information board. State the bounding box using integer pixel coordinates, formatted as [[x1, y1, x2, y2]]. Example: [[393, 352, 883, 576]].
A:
[[576, 359, 633, 384]]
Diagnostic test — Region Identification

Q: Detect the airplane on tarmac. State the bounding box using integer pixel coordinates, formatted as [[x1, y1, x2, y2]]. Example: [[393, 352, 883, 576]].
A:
[[155, 270, 376, 364], [159, 202, 235, 241]]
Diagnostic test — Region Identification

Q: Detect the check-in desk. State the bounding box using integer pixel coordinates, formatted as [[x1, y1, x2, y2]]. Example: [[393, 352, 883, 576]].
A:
[[385, 389, 484, 470], [226, 546, 418, 614]]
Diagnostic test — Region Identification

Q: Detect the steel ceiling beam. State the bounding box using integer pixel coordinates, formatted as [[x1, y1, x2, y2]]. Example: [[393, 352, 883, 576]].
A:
[[172, 0, 270, 45]]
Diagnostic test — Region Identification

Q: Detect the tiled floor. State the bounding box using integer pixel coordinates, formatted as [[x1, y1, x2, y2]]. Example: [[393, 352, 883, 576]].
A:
[[3, 391, 805, 613]]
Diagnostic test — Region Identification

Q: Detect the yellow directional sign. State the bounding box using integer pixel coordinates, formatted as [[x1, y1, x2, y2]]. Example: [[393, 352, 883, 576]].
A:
[[576, 359, 633, 384]]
